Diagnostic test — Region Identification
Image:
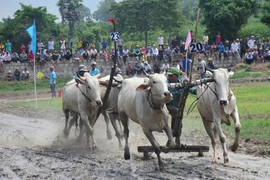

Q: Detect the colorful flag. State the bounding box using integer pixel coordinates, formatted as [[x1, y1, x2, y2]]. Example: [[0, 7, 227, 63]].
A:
[[26, 20, 36, 54], [185, 31, 192, 50], [108, 18, 116, 25]]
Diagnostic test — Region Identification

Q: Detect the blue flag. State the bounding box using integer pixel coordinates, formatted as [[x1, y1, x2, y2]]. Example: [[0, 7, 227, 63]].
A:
[[26, 20, 36, 55]]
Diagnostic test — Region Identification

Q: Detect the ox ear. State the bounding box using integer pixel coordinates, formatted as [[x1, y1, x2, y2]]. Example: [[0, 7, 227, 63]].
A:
[[136, 84, 150, 93], [206, 70, 213, 77], [75, 77, 85, 85]]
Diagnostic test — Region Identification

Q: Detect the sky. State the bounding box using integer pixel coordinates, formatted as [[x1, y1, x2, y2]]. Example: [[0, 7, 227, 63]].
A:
[[0, 0, 121, 22]]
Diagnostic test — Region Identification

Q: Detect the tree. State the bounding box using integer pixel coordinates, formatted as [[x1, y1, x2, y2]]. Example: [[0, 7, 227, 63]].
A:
[[111, 0, 185, 47], [199, 0, 257, 42], [178, 0, 199, 21], [57, 0, 84, 37], [0, 3, 59, 52], [93, 0, 116, 22], [261, 0, 270, 26]]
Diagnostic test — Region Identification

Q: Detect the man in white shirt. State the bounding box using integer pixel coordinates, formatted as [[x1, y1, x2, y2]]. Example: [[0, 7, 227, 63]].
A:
[[231, 40, 239, 58], [122, 46, 129, 64], [247, 36, 255, 49], [157, 34, 164, 49], [37, 40, 44, 54], [48, 38, 54, 53], [60, 37, 66, 54], [90, 46, 98, 60], [152, 44, 159, 61]]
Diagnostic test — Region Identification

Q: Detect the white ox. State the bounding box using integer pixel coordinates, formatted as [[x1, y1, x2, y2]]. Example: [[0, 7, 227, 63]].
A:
[[118, 73, 174, 170], [63, 75, 123, 148], [196, 68, 241, 163], [62, 72, 102, 149]]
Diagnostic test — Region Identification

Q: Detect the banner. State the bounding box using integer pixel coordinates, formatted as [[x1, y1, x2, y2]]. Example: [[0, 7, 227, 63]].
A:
[[26, 20, 36, 54], [185, 31, 192, 50]]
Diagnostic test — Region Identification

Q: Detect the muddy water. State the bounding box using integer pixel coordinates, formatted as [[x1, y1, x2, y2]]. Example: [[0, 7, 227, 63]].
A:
[[0, 113, 269, 180]]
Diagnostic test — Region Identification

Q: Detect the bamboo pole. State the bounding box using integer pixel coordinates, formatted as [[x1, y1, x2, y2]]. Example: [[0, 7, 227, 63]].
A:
[[173, 8, 200, 145]]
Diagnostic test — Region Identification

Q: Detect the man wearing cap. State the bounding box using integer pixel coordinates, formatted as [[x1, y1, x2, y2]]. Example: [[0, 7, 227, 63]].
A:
[[49, 66, 56, 98], [207, 58, 215, 70], [89, 61, 101, 78], [166, 67, 196, 144]]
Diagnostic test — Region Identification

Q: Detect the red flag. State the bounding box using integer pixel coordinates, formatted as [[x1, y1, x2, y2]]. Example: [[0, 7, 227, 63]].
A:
[[108, 18, 115, 25], [185, 31, 192, 50]]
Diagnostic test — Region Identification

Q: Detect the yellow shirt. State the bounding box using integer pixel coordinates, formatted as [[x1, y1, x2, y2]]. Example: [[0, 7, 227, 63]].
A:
[[77, 40, 82, 49]]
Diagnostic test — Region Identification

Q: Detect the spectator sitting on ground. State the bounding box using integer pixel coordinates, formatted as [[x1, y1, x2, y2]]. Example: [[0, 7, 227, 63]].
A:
[[14, 68, 21, 81], [89, 61, 101, 78], [45, 50, 52, 61], [59, 51, 65, 61], [90, 46, 98, 60], [143, 60, 151, 74], [82, 48, 90, 61], [21, 68, 30, 81], [126, 63, 133, 76], [28, 50, 35, 68], [20, 51, 28, 63], [3, 51, 12, 63], [134, 45, 141, 61], [65, 48, 72, 60], [73, 50, 81, 61], [246, 52, 254, 64], [52, 50, 59, 62], [206, 58, 215, 70], [161, 59, 170, 72], [6, 71, 13, 81], [153, 60, 161, 73], [172, 59, 180, 70], [133, 61, 142, 75], [11, 51, 20, 63]]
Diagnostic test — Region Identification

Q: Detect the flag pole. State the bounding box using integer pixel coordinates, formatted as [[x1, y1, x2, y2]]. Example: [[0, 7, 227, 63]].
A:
[[33, 55, 38, 109]]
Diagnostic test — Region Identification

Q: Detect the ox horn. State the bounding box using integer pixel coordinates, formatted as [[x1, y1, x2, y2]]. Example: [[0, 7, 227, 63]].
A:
[[144, 70, 150, 77]]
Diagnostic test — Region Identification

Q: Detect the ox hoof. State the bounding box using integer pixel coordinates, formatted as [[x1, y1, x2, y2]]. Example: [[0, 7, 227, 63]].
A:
[[224, 157, 229, 164], [124, 153, 130, 160], [230, 144, 239, 152]]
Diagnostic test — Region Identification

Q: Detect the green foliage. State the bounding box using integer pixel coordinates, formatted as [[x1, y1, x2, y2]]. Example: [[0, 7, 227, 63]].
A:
[[238, 17, 270, 39], [199, 0, 257, 42], [75, 20, 113, 46], [93, 0, 116, 22], [178, 0, 199, 21], [0, 4, 59, 52], [57, 0, 84, 37], [111, 0, 185, 47], [261, 0, 270, 26]]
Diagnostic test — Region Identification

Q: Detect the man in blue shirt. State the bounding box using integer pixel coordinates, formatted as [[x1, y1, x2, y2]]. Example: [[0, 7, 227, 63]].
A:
[[101, 38, 108, 50], [218, 41, 227, 60], [49, 66, 56, 98], [89, 61, 101, 78]]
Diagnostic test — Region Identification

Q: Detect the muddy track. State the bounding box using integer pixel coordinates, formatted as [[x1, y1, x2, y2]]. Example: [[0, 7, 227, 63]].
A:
[[0, 87, 270, 179]]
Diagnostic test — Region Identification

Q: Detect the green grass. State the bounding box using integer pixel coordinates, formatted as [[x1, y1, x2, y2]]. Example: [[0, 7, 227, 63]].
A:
[[13, 98, 62, 110], [232, 72, 262, 79], [0, 78, 72, 93]]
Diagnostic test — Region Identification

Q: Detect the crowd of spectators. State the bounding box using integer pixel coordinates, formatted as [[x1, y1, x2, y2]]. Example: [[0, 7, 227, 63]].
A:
[[1, 32, 270, 80]]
